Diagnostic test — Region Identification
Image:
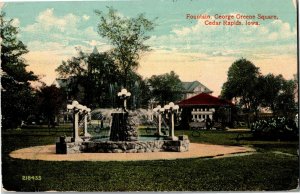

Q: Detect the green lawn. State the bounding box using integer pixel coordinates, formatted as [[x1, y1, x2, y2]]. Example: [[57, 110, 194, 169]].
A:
[[1, 127, 299, 191]]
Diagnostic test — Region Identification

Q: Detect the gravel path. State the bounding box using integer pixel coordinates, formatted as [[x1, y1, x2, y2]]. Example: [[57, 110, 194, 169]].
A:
[[9, 143, 255, 161]]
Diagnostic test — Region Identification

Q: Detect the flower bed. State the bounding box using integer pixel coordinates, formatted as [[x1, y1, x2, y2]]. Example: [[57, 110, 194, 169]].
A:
[[251, 117, 298, 140]]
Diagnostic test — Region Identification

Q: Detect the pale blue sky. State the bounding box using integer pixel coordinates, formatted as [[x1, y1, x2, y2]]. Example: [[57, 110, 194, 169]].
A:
[[1, 0, 297, 95]]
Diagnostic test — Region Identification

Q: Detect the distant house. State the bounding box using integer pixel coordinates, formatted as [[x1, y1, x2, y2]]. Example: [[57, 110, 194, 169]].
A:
[[181, 81, 213, 99]]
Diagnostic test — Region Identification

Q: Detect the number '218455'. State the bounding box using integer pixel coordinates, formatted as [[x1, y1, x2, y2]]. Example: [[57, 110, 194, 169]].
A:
[[22, 176, 42, 181]]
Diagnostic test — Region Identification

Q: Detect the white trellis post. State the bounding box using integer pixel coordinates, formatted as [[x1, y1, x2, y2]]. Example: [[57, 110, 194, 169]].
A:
[[67, 101, 91, 142], [73, 110, 81, 142], [82, 106, 91, 137], [153, 105, 165, 136]]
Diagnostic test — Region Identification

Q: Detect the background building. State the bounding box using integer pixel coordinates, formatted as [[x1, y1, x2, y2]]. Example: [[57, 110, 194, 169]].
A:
[[178, 93, 234, 127], [182, 81, 212, 99]]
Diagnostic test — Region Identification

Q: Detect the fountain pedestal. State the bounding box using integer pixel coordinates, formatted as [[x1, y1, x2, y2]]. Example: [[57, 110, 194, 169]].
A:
[[110, 112, 138, 141]]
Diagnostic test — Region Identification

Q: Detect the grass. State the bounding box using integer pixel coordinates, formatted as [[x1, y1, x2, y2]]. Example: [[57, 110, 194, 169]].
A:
[[176, 130, 299, 154], [1, 127, 299, 191]]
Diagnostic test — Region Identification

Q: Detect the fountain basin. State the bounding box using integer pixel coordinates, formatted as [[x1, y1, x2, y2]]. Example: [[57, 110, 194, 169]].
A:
[[56, 135, 189, 154]]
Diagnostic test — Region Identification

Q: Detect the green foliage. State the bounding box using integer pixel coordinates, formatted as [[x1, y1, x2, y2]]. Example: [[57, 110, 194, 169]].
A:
[[221, 58, 260, 113], [55, 49, 88, 78], [85, 51, 120, 107], [55, 49, 151, 108], [273, 79, 296, 115], [56, 49, 118, 107], [55, 48, 88, 102], [257, 74, 282, 109], [1, 12, 38, 129], [95, 7, 155, 86], [257, 74, 296, 115], [148, 71, 183, 104], [126, 72, 152, 109], [251, 117, 298, 140], [221, 58, 297, 120], [36, 85, 66, 127]]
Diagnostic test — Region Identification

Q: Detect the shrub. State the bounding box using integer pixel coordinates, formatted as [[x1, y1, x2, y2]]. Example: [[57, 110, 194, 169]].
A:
[[251, 117, 298, 140]]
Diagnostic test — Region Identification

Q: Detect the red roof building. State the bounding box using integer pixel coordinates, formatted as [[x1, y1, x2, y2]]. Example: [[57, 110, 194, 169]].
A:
[[178, 93, 233, 107], [177, 93, 234, 127]]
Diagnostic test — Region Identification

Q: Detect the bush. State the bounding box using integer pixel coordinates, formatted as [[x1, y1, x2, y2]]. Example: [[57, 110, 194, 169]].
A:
[[251, 117, 298, 140]]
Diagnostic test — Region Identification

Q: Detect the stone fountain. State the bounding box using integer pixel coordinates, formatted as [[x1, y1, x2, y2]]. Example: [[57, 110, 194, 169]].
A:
[[109, 89, 138, 141], [56, 89, 189, 154]]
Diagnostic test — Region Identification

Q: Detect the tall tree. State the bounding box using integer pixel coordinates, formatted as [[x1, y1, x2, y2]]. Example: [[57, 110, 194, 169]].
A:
[[1, 12, 38, 129], [222, 58, 297, 121], [257, 74, 283, 112], [55, 48, 88, 79], [148, 71, 183, 105], [55, 48, 88, 102], [273, 78, 296, 116], [95, 7, 155, 87], [125, 71, 151, 109], [55, 49, 121, 108], [37, 85, 65, 128], [86, 50, 120, 107], [253, 73, 296, 116], [221, 58, 260, 120]]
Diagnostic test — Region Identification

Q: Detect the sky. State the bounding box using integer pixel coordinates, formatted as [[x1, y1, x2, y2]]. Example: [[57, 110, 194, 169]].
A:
[[1, 0, 298, 96]]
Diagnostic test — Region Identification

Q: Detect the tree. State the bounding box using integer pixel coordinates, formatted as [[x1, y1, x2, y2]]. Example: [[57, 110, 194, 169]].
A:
[[55, 48, 88, 79], [222, 58, 297, 123], [134, 77, 152, 108], [95, 7, 155, 87], [37, 85, 65, 128], [256, 74, 296, 116], [55, 48, 88, 102], [55, 48, 121, 108], [252, 73, 296, 117], [148, 71, 183, 105], [86, 50, 120, 107], [125, 71, 151, 109], [257, 74, 282, 111], [221, 58, 260, 116], [1, 12, 38, 129], [273, 78, 296, 116]]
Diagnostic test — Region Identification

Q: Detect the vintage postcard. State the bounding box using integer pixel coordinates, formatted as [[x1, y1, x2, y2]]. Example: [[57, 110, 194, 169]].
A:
[[1, 0, 299, 192]]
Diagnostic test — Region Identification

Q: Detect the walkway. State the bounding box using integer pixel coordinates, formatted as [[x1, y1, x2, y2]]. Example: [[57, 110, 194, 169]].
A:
[[9, 143, 255, 161]]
